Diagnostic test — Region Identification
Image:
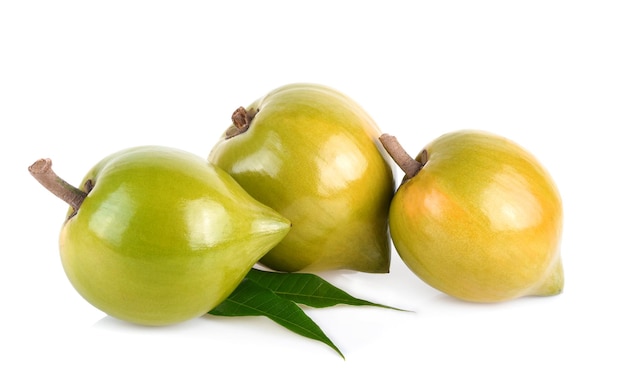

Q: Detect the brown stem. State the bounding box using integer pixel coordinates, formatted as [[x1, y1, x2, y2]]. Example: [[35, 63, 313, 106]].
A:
[[379, 134, 425, 179], [225, 106, 258, 139], [29, 158, 87, 212]]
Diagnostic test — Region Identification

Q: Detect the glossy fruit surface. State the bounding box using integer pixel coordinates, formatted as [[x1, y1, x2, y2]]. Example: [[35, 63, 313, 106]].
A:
[[388, 130, 563, 302], [59, 146, 290, 325], [209, 83, 395, 273]]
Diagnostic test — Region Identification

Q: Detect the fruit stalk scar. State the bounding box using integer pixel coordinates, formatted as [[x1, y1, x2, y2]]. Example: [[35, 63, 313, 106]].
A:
[[379, 134, 426, 179], [28, 158, 87, 213], [226, 106, 259, 139]]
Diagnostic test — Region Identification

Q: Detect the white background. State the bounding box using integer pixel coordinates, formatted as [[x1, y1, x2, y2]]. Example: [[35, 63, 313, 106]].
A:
[[2, 1, 625, 388]]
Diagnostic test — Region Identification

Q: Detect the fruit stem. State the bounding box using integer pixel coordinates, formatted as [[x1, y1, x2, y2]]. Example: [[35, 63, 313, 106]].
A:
[[28, 158, 87, 212], [226, 106, 258, 139], [379, 134, 425, 179]]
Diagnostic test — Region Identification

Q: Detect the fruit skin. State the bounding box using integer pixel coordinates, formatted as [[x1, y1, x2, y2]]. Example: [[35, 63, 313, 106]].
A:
[[59, 146, 290, 326], [389, 130, 563, 302], [209, 83, 395, 273]]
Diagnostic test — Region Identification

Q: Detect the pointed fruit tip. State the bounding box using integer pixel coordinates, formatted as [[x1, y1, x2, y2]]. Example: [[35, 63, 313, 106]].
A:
[[530, 257, 564, 297]]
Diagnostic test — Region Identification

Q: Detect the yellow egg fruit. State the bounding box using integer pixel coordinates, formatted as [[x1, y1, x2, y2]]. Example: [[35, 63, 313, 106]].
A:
[[380, 130, 564, 303]]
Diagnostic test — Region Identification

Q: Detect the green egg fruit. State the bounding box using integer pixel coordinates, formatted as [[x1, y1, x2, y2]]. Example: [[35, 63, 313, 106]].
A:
[[381, 130, 563, 302], [209, 83, 395, 273], [30, 146, 290, 326]]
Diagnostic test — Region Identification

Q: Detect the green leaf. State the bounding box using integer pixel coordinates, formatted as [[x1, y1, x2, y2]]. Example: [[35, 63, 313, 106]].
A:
[[209, 278, 344, 359], [245, 268, 406, 310]]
